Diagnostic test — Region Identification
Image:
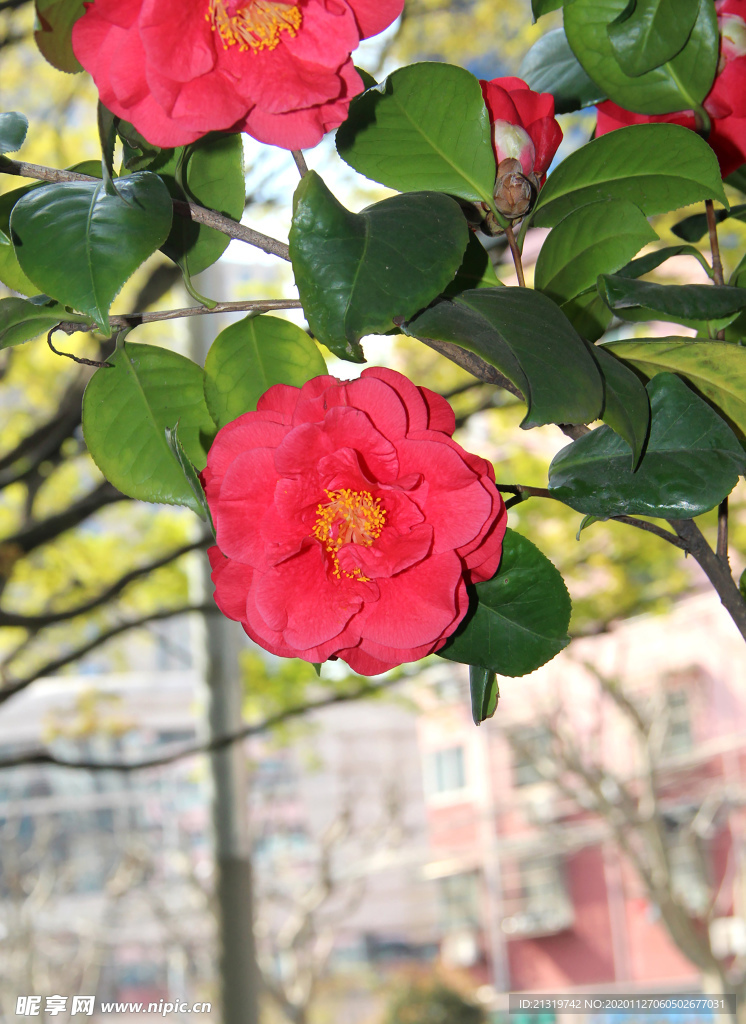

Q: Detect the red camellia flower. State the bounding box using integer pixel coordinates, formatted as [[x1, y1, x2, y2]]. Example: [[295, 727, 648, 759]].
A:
[[71, 0, 403, 150], [480, 76, 563, 182], [204, 368, 507, 676], [596, 0, 746, 176]]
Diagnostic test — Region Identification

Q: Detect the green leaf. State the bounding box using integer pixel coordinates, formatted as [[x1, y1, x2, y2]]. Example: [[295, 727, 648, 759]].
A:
[[82, 342, 216, 514], [443, 233, 501, 299], [576, 514, 604, 539], [10, 172, 173, 336], [289, 171, 469, 362], [469, 666, 499, 725], [548, 372, 745, 518], [533, 0, 566, 15], [34, 0, 86, 73], [535, 199, 658, 306], [617, 243, 715, 279], [403, 288, 604, 427], [520, 28, 607, 113], [598, 275, 746, 328], [0, 113, 28, 155], [671, 203, 746, 243], [336, 62, 497, 206], [560, 287, 613, 342], [603, 336, 746, 442], [204, 314, 327, 429], [117, 120, 164, 173], [607, 0, 700, 77], [593, 343, 651, 466], [726, 165, 746, 197], [160, 134, 245, 280], [564, 0, 718, 113], [0, 296, 88, 349], [439, 528, 571, 678], [533, 124, 728, 228], [164, 424, 215, 530]]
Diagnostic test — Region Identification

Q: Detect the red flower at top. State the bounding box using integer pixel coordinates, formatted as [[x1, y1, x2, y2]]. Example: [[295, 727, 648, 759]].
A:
[[596, 0, 746, 176], [480, 76, 563, 181], [72, 0, 403, 150], [204, 368, 507, 676]]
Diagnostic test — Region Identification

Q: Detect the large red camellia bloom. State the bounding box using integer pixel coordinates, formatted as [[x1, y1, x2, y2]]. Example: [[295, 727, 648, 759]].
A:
[[596, 0, 746, 176], [71, 0, 403, 150], [204, 368, 507, 676], [480, 76, 563, 182]]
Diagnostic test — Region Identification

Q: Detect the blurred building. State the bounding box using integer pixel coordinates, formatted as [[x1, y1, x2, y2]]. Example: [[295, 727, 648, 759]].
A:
[[417, 590, 746, 1006]]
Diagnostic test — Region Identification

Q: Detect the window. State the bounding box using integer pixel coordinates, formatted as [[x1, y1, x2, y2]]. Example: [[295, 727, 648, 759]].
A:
[[437, 871, 480, 931], [428, 746, 466, 794], [662, 688, 692, 756], [502, 858, 573, 937], [510, 726, 552, 787]]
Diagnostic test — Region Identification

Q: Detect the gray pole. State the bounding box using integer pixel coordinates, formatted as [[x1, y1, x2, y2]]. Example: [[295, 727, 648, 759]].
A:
[[205, 608, 260, 1024]]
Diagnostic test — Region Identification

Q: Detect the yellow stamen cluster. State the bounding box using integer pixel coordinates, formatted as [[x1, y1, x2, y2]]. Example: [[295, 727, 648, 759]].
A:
[[312, 489, 386, 581], [207, 0, 302, 53]]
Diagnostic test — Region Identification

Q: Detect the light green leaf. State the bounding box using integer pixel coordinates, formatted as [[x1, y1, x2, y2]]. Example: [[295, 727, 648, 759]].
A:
[[533, 124, 728, 228], [535, 199, 658, 305], [0, 296, 88, 349], [82, 342, 216, 514], [439, 528, 571, 678], [204, 314, 327, 429], [520, 28, 607, 113], [336, 62, 496, 206], [469, 666, 499, 725], [0, 112, 28, 155], [10, 172, 173, 335]]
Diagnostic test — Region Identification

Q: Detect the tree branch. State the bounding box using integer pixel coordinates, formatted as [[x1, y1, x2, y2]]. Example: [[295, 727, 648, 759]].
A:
[[670, 517, 746, 641], [0, 159, 291, 261], [0, 480, 125, 557], [54, 298, 303, 336], [0, 538, 209, 628], [0, 676, 400, 769]]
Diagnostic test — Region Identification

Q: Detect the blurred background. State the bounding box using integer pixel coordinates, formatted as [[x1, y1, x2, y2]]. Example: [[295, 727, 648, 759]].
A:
[[3, 1, 746, 1022]]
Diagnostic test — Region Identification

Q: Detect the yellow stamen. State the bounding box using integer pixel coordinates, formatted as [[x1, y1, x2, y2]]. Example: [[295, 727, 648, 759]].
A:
[[207, 0, 302, 53], [312, 489, 386, 581]]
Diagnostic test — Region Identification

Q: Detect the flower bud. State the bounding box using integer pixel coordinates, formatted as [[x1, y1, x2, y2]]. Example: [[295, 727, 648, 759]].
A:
[[494, 158, 537, 219]]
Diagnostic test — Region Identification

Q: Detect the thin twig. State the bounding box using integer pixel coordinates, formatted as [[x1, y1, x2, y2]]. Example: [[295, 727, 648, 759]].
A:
[[717, 498, 729, 565], [291, 150, 309, 177], [47, 328, 111, 367], [504, 223, 526, 287], [54, 298, 303, 335], [0, 678, 399, 772], [0, 158, 291, 261], [705, 198, 726, 340], [670, 518, 746, 641]]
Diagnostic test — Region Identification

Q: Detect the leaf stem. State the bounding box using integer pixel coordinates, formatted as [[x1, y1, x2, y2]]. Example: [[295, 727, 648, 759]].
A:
[[717, 497, 729, 564], [504, 223, 526, 286]]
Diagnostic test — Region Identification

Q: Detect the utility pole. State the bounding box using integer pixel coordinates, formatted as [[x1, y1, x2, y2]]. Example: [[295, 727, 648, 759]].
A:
[[190, 265, 260, 1023]]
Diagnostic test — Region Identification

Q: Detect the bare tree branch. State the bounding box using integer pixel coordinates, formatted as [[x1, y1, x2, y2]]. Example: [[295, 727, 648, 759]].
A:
[[1, 480, 125, 557]]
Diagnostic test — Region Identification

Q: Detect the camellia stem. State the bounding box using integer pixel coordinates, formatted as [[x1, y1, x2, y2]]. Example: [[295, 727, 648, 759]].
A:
[[504, 223, 526, 287], [291, 150, 309, 177], [706, 199, 726, 287], [671, 518, 746, 641]]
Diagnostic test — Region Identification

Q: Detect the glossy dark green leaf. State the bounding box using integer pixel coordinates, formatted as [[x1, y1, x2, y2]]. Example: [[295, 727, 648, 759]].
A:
[[204, 314, 327, 429], [598, 275, 746, 326], [469, 666, 499, 725], [533, 0, 565, 15], [565, 0, 718, 113], [118, 120, 164, 173], [604, 336, 746, 441], [34, 0, 86, 73], [520, 28, 607, 113], [608, 0, 700, 77], [548, 372, 745, 518], [533, 124, 727, 227], [160, 134, 245, 282], [439, 528, 571, 678], [443, 233, 501, 299], [0, 112, 28, 155], [10, 172, 173, 335], [726, 165, 746, 196], [535, 199, 657, 305], [593, 343, 651, 466], [0, 296, 88, 349], [289, 171, 469, 361], [617, 243, 715, 279], [404, 287, 603, 427], [560, 287, 613, 342], [671, 203, 746, 243], [82, 342, 216, 514], [336, 63, 497, 206]]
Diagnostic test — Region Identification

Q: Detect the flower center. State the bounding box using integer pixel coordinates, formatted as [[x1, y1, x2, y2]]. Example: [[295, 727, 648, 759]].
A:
[[312, 489, 386, 581], [207, 0, 302, 53]]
